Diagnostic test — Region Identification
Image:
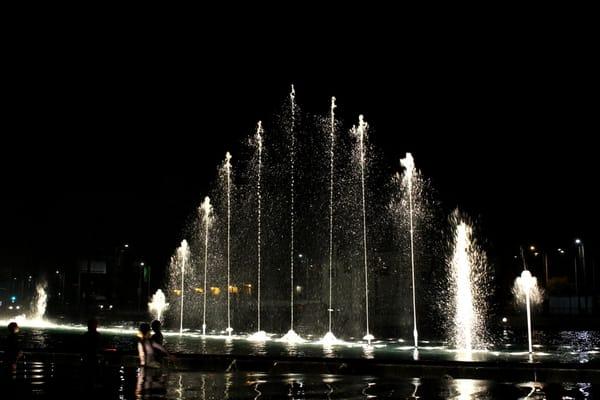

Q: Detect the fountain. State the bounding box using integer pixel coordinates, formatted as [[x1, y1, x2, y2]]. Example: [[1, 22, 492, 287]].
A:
[[281, 84, 304, 343], [513, 260, 543, 354], [400, 152, 419, 349], [33, 282, 48, 321], [3, 87, 595, 396], [249, 121, 268, 342], [224, 152, 233, 336], [322, 96, 338, 345], [176, 240, 190, 335], [448, 217, 488, 353], [125, 89, 535, 359], [351, 115, 373, 345], [148, 289, 169, 322], [199, 196, 213, 336]]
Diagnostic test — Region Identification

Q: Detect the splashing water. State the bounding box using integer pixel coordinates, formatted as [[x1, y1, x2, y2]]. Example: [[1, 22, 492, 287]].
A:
[[33, 282, 48, 321], [448, 219, 488, 352], [148, 289, 169, 322], [514, 269, 543, 353], [324, 96, 337, 342], [254, 121, 266, 339], [176, 240, 190, 335], [400, 152, 418, 348], [224, 152, 233, 336], [199, 196, 213, 335], [287, 84, 300, 340], [351, 115, 373, 345]]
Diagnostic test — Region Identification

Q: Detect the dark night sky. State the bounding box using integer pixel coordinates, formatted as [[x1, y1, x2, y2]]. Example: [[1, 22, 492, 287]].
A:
[[1, 24, 597, 280]]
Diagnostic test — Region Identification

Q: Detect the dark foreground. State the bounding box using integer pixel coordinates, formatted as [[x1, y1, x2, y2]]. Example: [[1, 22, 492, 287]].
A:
[[1, 351, 598, 399]]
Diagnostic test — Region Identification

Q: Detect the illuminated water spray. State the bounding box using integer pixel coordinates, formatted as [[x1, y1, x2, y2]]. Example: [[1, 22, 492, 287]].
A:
[[148, 289, 169, 322], [352, 115, 373, 345], [176, 240, 190, 335], [224, 152, 233, 336], [199, 196, 213, 335], [249, 121, 268, 342], [513, 253, 543, 353], [33, 282, 48, 321], [281, 85, 304, 343], [400, 152, 418, 348], [448, 218, 488, 352], [322, 97, 338, 345]]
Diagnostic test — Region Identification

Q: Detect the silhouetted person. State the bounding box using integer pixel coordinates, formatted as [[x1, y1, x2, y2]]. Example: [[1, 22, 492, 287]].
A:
[[79, 317, 107, 392], [82, 318, 102, 366], [150, 320, 163, 346], [150, 320, 167, 363], [137, 322, 169, 368], [2, 322, 23, 369], [136, 322, 170, 397]]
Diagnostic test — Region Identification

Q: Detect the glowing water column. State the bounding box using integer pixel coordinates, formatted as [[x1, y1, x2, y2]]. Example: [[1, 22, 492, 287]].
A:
[[400, 152, 418, 349], [199, 197, 213, 336]]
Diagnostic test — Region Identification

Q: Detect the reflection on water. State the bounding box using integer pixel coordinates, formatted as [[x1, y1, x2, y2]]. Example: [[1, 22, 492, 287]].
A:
[[362, 381, 376, 398], [0, 360, 595, 399], [516, 381, 545, 399], [363, 345, 374, 359], [410, 377, 421, 399], [250, 340, 267, 356], [450, 378, 487, 399]]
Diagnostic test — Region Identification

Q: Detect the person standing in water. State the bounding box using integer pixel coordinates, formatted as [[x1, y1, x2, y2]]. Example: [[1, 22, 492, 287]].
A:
[[2, 322, 23, 370], [137, 322, 169, 368]]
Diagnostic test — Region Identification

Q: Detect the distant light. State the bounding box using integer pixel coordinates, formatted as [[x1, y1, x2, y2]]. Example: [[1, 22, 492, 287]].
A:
[[298, 254, 303, 258], [28, 275, 32, 280], [559, 249, 565, 254], [8, 306, 13, 310], [296, 285, 302, 293], [56, 270, 60, 274], [124, 244, 129, 248], [529, 245, 536, 251], [502, 317, 508, 323], [140, 262, 145, 266], [109, 305, 113, 310], [99, 305, 104, 309], [534, 252, 539, 257], [575, 239, 582, 245], [15, 306, 20, 310], [10, 296, 16, 303]]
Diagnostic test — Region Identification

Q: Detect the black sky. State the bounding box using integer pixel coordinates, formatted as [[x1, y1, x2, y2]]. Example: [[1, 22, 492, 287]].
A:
[[1, 24, 597, 277]]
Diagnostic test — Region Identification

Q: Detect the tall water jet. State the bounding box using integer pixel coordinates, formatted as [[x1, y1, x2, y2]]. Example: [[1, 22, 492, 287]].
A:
[[176, 240, 190, 335], [322, 97, 338, 345], [148, 289, 169, 322], [400, 153, 418, 348], [224, 152, 233, 336], [199, 196, 213, 336], [281, 85, 303, 343], [448, 217, 489, 352], [513, 257, 543, 354], [33, 282, 48, 321], [249, 121, 268, 342], [351, 115, 373, 345]]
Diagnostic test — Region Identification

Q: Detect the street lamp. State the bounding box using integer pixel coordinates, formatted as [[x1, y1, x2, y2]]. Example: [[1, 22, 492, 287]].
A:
[[528, 245, 549, 287]]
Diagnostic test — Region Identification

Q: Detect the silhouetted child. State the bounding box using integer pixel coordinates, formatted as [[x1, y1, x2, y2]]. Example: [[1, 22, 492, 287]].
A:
[[150, 320, 167, 363], [2, 322, 23, 368], [150, 320, 163, 346]]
